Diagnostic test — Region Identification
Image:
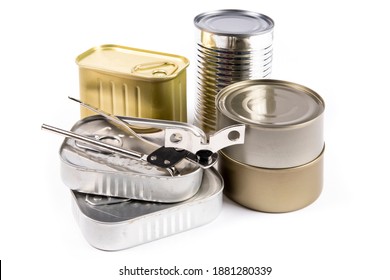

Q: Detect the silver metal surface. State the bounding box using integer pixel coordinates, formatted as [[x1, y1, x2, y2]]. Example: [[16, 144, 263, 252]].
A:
[[71, 167, 223, 251], [216, 79, 325, 168], [194, 9, 274, 133], [164, 124, 245, 154], [85, 195, 130, 206], [113, 116, 245, 154], [60, 115, 203, 202], [194, 9, 274, 48], [69, 96, 159, 149]]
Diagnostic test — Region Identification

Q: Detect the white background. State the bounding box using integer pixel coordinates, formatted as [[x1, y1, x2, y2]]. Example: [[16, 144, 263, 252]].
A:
[[1, 0, 389, 279]]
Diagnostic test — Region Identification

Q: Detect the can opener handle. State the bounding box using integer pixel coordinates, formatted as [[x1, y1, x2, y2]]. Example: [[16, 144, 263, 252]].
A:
[[115, 117, 246, 168], [147, 124, 245, 168], [47, 97, 246, 169], [164, 125, 245, 154]]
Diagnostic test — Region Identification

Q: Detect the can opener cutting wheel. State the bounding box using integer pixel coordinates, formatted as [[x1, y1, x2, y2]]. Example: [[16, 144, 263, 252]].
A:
[[42, 97, 245, 170]]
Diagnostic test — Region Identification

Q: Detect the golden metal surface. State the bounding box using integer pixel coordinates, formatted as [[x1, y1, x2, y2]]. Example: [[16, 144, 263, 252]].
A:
[[218, 148, 324, 213], [76, 44, 189, 121]]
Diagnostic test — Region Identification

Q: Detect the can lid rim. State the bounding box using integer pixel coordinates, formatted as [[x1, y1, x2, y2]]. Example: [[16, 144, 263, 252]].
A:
[[194, 9, 274, 37], [216, 79, 325, 128]]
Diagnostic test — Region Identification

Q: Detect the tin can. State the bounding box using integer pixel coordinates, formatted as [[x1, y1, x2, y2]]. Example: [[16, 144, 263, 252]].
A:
[[60, 115, 203, 203], [194, 10, 274, 133], [71, 167, 223, 251], [218, 149, 324, 213], [76, 44, 189, 122], [216, 79, 325, 168]]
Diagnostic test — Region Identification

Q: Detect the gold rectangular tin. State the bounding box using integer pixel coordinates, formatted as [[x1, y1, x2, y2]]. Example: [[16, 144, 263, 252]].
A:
[[76, 44, 189, 121]]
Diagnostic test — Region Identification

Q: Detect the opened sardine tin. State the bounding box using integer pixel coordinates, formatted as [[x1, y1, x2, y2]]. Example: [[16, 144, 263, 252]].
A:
[[60, 115, 203, 203], [71, 167, 223, 251]]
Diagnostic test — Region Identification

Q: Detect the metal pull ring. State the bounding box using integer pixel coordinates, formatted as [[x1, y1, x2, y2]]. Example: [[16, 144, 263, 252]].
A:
[[132, 61, 178, 76]]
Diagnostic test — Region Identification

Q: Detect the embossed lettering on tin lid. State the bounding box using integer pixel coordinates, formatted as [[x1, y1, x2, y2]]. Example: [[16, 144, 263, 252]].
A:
[[194, 9, 274, 36], [217, 80, 325, 128]]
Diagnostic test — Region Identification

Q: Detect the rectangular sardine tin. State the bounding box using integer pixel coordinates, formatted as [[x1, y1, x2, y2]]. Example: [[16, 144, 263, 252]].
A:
[[60, 115, 203, 203], [71, 167, 223, 251]]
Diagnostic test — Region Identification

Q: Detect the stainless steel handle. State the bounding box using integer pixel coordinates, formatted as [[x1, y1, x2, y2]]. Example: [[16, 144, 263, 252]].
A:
[[164, 124, 246, 154], [41, 124, 147, 161]]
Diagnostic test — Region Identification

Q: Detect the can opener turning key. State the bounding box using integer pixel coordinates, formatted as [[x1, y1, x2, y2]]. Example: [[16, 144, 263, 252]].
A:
[[42, 97, 245, 170]]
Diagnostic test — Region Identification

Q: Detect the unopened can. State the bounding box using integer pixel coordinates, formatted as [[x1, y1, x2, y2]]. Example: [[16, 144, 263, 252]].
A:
[[216, 79, 324, 168], [216, 79, 325, 212], [219, 149, 324, 213], [194, 9, 274, 133], [76, 44, 189, 121]]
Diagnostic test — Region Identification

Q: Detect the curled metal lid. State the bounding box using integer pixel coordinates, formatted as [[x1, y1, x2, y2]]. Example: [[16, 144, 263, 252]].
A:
[[216, 79, 325, 128], [194, 9, 274, 36]]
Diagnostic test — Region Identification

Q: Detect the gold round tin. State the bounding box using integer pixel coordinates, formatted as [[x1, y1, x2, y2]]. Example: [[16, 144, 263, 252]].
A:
[[218, 148, 324, 213], [76, 44, 189, 122]]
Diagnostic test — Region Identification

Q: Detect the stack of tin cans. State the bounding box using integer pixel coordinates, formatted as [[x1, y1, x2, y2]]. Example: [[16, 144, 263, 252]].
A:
[[194, 10, 274, 133], [56, 115, 226, 250], [216, 79, 325, 213], [193, 10, 325, 213]]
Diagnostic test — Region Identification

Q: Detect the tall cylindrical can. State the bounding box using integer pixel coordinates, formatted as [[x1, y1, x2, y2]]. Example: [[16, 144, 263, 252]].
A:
[[194, 9, 274, 133]]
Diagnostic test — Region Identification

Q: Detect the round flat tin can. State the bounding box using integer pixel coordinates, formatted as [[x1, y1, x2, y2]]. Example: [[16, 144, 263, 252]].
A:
[[217, 79, 325, 168], [218, 148, 324, 213]]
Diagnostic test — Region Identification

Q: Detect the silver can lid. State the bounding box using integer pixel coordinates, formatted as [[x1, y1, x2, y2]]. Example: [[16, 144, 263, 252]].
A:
[[216, 80, 325, 128], [194, 9, 274, 36]]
